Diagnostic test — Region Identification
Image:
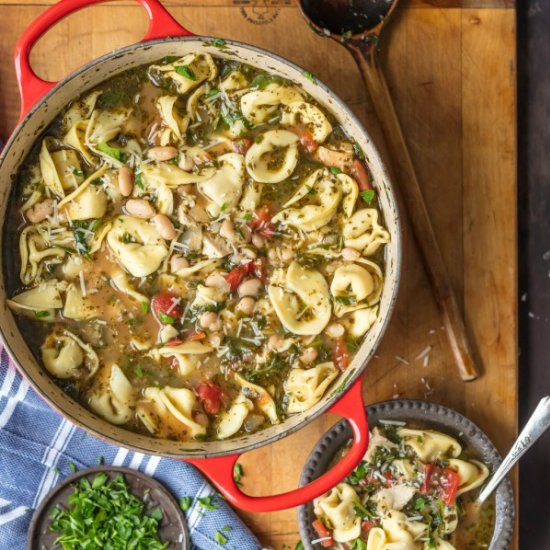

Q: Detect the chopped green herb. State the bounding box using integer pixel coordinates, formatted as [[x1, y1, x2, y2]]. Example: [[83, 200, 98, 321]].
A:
[[135, 364, 144, 378], [158, 311, 176, 324], [415, 496, 428, 510], [149, 507, 163, 521], [347, 461, 366, 485], [52, 467, 61, 474], [197, 495, 219, 511], [334, 295, 357, 306], [214, 530, 228, 545], [206, 87, 221, 98], [250, 74, 285, 90], [222, 525, 232, 532], [69, 462, 77, 474], [175, 65, 197, 81], [330, 166, 342, 175], [220, 202, 229, 211], [302, 70, 316, 83], [233, 462, 244, 484], [179, 496, 192, 511], [243, 212, 253, 222], [210, 38, 227, 49], [97, 142, 123, 161], [73, 169, 84, 177], [135, 170, 144, 189], [35, 310, 50, 319], [353, 140, 366, 160], [360, 189, 376, 205], [98, 456, 105, 465], [295, 542, 304, 550], [141, 302, 149, 314]]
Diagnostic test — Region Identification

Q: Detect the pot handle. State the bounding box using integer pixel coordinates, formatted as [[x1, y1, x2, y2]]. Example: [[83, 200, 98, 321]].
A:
[[14, 0, 193, 120], [185, 375, 368, 512]]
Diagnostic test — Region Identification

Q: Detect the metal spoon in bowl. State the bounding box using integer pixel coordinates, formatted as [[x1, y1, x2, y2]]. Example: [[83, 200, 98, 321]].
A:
[[298, 0, 480, 382], [477, 395, 550, 504]]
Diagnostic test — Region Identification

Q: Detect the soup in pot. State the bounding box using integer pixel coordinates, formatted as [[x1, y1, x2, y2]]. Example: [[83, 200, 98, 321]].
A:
[[5, 49, 389, 441]]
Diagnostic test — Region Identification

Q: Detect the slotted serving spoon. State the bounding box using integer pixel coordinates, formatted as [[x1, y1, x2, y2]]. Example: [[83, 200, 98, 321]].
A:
[[298, 0, 480, 381]]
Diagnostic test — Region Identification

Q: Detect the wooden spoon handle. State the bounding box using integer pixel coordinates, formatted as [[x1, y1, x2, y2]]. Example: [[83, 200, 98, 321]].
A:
[[348, 39, 480, 381]]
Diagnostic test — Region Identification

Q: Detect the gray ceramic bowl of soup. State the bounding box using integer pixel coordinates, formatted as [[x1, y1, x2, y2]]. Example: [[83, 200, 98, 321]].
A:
[[298, 400, 515, 550]]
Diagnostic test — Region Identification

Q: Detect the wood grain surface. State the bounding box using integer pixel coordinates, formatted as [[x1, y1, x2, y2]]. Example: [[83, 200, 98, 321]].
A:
[[0, 1, 517, 548]]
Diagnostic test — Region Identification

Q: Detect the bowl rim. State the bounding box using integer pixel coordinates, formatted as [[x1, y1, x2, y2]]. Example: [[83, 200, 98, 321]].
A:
[[297, 398, 515, 550], [0, 35, 402, 457]]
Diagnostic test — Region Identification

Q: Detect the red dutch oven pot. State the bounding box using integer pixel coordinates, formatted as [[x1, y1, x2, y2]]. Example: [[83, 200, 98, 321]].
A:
[[0, 0, 401, 512]]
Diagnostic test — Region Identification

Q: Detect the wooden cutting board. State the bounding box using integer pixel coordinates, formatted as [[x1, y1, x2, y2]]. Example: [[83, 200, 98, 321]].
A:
[[0, 0, 517, 548]]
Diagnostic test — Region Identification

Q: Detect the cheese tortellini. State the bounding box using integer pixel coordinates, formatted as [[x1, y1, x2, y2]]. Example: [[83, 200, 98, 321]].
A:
[[245, 130, 299, 183], [272, 168, 342, 231], [107, 216, 169, 277], [284, 362, 338, 413], [315, 483, 362, 542], [89, 364, 135, 425], [268, 261, 332, 335]]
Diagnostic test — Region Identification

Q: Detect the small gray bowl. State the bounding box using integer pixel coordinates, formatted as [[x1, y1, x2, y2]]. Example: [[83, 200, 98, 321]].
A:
[[298, 399, 515, 549]]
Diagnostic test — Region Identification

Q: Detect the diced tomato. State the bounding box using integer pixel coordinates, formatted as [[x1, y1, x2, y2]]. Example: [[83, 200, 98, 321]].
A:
[[421, 464, 460, 505], [248, 205, 276, 239], [361, 520, 375, 535], [311, 520, 334, 548], [225, 264, 250, 292], [232, 138, 253, 155], [166, 338, 184, 347], [299, 130, 319, 153], [225, 259, 267, 291], [196, 381, 224, 415], [332, 337, 351, 371], [351, 159, 372, 191], [151, 292, 183, 324]]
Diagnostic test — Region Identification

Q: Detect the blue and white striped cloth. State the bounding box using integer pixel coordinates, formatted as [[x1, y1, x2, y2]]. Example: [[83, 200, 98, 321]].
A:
[[0, 347, 262, 549]]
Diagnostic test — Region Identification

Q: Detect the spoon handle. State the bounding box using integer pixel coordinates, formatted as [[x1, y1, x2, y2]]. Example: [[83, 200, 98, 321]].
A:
[[477, 396, 550, 504], [346, 38, 479, 381]]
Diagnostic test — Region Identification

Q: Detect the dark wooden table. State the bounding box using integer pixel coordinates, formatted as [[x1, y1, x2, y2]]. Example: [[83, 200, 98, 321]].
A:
[[518, 1, 550, 548]]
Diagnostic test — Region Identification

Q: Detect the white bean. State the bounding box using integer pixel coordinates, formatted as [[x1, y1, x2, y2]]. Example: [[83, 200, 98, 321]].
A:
[[118, 165, 134, 197], [237, 278, 262, 297], [152, 214, 177, 240], [25, 198, 54, 223], [235, 297, 256, 316], [268, 334, 284, 351], [125, 198, 156, 219], [206, 272, 231, 292], [170, 254, 189, 273], [242, 247, 257, 260], [147, 146, 178, 161], [342, 247, 360, 261], [300, 347, 318, 365], [267, 248, 279, 264], [200, 311, 219, 329], [220, 218, 237, 242], [326, 323, 345, 338], [251, 233, 265, 248], [280, 247, 295, 262]]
